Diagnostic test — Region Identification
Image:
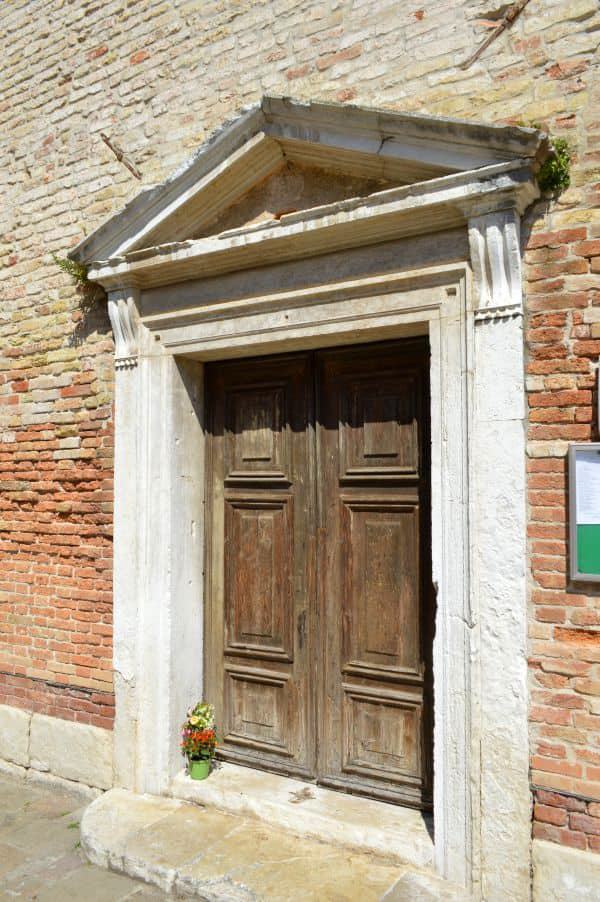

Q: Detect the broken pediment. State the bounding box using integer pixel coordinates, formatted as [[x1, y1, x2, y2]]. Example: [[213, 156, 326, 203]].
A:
[[70, 97, 548, 268]]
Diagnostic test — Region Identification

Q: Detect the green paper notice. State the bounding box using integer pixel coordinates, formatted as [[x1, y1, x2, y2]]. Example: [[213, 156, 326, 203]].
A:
[[573, 447, 600, 578], [577, 524, 600, 575], [575, 449, 600, 525]]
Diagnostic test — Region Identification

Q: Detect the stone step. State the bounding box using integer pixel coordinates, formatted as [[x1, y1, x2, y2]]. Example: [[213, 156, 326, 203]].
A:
[[171, 763, 433, 870], [81, 788, 468, 900]]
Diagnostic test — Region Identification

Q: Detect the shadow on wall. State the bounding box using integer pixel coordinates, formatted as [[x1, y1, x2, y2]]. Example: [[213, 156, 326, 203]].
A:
[[69, 282, 111, 348], [520, 195, 552, 256]]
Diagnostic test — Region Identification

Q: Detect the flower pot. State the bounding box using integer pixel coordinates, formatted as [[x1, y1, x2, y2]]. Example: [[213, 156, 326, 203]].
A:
[[188, 758, 211, 780]]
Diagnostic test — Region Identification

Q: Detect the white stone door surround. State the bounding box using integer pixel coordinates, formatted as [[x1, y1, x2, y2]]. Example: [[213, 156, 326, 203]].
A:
[[75, 99, 548, 900]]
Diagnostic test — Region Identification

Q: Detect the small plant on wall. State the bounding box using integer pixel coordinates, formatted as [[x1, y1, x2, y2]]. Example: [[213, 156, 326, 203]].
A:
[[181, 701, 217, 781], [537, 136, 571, 195], [51, 253, 106, 308]]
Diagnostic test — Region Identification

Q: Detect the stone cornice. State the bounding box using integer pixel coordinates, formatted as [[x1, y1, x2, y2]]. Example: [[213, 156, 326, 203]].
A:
[[89, 160, 538, 291]]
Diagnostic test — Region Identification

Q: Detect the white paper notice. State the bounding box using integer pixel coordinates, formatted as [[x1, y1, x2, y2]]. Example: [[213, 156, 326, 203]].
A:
[[576, 449, 600, 525]]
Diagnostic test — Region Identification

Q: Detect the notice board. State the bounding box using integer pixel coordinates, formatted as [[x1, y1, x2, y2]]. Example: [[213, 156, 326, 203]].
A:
[[569, 443, 600, 582]]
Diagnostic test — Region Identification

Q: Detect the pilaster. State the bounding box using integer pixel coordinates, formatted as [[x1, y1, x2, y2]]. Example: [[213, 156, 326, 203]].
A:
[[106, 286, 141, 789], [106, 284, 205, 793], [467, 207, 531, 901]]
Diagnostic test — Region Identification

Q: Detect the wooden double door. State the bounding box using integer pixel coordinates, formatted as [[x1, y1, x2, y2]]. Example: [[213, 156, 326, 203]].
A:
[[205, 339, 433, 808]]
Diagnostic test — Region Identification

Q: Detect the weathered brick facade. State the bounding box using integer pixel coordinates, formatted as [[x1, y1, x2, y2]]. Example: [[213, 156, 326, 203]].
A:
[[1, 0, 599, 853]]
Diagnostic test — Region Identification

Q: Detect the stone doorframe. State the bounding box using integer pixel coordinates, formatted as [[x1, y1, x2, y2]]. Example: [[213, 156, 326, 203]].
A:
[[75, 99, 548, 900]]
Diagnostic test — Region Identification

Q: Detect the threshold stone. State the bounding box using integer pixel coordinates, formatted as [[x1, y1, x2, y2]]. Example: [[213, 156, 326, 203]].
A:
[[172, 763, 434, 869], [81, 788, 467, 900]]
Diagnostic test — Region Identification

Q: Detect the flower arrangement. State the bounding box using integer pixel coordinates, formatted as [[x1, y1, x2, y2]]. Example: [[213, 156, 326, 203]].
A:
[[181, 702, 216, 779]]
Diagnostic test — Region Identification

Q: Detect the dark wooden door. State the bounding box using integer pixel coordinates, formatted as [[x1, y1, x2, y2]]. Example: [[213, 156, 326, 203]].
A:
[[206, 339, 432, 806], [205, 354, 316, 778], [316, 340, 433, 806]]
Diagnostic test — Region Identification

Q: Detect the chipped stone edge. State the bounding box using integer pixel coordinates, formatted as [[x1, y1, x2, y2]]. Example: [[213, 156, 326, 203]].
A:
[[80, 790, 188, 894]]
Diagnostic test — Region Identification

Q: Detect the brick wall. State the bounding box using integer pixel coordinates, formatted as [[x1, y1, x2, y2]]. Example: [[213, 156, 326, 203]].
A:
[[533, 788, 600, 852], [1, 0, 599, 843], [0, 672, 114, 728], [0, 295, 114, 725], [525, 224, 600, 810]]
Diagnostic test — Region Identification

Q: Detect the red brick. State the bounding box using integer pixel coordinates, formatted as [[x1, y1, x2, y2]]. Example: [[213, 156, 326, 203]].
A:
[[528, 390, 592, 407], [286, 65, 310, 80], [532, 822, 587, 849], [316, 43, 362, 70], [534, 803, 568, 826], [546, 59, 590, 79], [570, 813, 600, 835], [536, 607, 567, 624], [130, 49, 150, 65], [528, 229, 588, 249], [535, 790, 587, 811], [86, 45, 108, 61], [554, 628, 600, 645], [527, 259, 588, 280], [530, 706, 573, 726], [573, 239, 600, 257], [573, 340, 600, 357]]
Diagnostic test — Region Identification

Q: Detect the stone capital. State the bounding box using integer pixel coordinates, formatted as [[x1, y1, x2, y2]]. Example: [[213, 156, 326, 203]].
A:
[[467, 208, 523, 322], [107, 286, 140, 370]]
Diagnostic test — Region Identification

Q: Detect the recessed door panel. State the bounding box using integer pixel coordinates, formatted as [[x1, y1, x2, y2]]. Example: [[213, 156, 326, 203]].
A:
[[225, 668, 293, 755], [340, 375, 420, 480], [224, 498, 293, 660], [225, 384, 288, 480], [341, 500, 421, 677], [343, 687, 422, 784]]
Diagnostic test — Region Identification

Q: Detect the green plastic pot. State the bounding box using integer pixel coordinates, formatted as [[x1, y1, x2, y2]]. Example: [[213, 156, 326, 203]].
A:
[[188, 758, 211, 780]]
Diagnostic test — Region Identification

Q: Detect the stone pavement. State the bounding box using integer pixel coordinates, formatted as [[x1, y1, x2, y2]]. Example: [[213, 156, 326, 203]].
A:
[[0, 772, 165, 900]]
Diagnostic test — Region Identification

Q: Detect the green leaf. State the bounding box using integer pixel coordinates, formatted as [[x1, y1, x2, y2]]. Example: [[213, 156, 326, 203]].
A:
[[51, 253, 89, 285], [537, 138, 571, 195]]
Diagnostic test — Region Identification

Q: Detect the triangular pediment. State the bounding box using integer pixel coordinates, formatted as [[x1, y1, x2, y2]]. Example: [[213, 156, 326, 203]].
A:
[[191, 161, 395, 239], [71, 97, 547, 267]]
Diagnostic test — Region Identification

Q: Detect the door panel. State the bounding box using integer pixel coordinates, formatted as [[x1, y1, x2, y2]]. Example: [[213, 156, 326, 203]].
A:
[[206, 354, 315, 777], [339, 374, 420, 480], [224, 497, 293, 660], [317, 340, 432, 806], [225, 385, 288, 480], [341, 499, 420, 676], [206, 339, 432, 806], [343, 687, 422, 782]]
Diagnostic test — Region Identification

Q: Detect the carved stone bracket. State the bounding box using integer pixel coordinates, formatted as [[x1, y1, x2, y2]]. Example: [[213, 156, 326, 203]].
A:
[[107, 288, 139, 369], [468, 208, 523, 322]]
